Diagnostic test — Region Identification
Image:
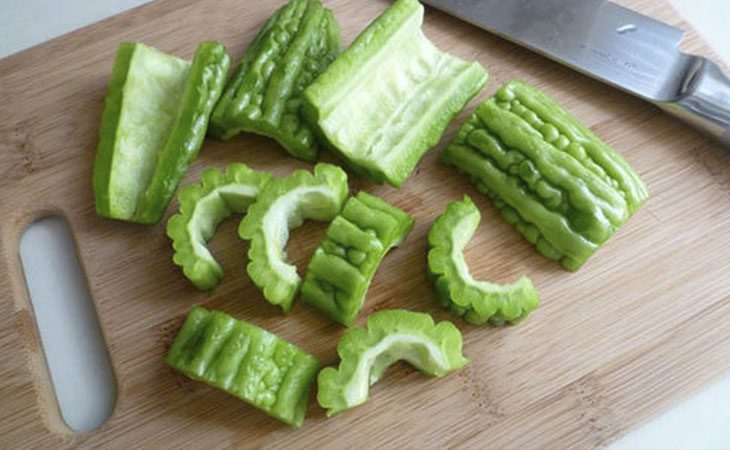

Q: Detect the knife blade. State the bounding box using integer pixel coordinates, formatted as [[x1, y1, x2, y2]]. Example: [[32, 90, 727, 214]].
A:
[[421, 0, 730, 146]]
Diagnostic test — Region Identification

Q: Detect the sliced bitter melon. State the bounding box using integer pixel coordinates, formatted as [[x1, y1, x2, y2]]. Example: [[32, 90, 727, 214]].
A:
[[302, 0, 488, 187], [238, 163, 348, 312], [166, 306, 319, 427], [441, 80, 649, 270], [301, 192, 414, 326], [209, 0, 341, 162], [94, 41, 230, 224], [166, 163, 272, 291], [317, 309, 468, 416], [428, 196, 540, 325]]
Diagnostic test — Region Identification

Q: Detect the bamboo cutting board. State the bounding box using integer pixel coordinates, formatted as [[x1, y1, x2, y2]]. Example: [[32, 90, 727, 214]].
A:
[[1, 0, 729, 448]]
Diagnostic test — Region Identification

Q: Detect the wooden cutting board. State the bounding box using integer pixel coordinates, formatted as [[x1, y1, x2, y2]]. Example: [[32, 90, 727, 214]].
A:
[[2, 0, 729, 448]]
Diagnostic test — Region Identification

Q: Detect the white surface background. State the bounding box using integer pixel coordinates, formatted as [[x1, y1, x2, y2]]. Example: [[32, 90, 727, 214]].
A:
[[19, 217, 117, 433], [3, 0, 730, 447]]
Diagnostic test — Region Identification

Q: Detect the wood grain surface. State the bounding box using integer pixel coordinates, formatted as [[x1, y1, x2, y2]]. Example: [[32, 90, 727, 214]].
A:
[[1, 0, 729, 448]]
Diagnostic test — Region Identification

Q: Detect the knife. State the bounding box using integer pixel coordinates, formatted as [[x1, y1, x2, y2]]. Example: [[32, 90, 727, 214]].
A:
[[421, 0, 730, 147]]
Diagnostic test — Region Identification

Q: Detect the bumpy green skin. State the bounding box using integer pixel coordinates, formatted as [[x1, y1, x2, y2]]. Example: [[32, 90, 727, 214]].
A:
[[301, 192, 414, 326], [166, 306, 319, 427], [94, 41, 231, 224], [302, 0, 488, 187], [166, 163, 272, 291], [317, 309, 468, 416], [441, 80, 649, 270], [209, 0, 340, 162], [428, 196, 540, 325], [238, 163, 348, 313]]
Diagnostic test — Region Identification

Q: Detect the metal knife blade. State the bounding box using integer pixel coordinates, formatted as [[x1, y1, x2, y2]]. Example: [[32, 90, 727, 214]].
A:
[[422, 0, 730, 146]]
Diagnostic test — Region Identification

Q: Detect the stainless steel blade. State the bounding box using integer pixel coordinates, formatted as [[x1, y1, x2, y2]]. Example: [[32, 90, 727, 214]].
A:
[[422, 0, 686, 100], [422, 0, 730, 145]]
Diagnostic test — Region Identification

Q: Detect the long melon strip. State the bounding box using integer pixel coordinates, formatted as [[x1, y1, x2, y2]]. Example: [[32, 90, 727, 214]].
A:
[[166, 306, 319, 427], [441, 80, 648, 270]]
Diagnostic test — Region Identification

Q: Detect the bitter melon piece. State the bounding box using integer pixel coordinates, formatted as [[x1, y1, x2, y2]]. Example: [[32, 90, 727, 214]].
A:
[[302, 0, 488, 187], [317, 309, 467, 416], [301, 192, 415, 326], [166, 306, 319, 427], [238, 163, 348, 312], [209, 0, 341, 162], [166, 163, 272, 291], [94, 41, 230, 224], [441, 80, 648, 270], [428, 196, 540, 325]]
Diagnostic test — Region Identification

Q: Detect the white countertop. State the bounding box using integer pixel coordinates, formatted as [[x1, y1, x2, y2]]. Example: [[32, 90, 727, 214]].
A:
[[3, 0, 729, 447]]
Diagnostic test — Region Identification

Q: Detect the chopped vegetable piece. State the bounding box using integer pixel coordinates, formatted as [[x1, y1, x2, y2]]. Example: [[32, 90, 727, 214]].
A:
[[428, 196, 539, 325], [302, 0, 488, 187], [209, 0, 341, 162], [317, 309, 467, 416], [166, 163, 272, 291], [441, 80, 649, 270], [94, 41, 231, 224], [166, 306, 319, 427], [301, 192, 414, 326], [238, 163, 348, 313]]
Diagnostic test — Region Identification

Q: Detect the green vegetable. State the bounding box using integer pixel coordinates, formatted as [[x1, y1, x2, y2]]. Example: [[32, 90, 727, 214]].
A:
[[166, 306, 319, 427], [238, 163, 348, 313], [209, 0, 340, 162], [441, 80, 649, 270], [301, 192, 414, 326], [428, 196, 540, 325], [94, 41, 231, 224], [166, 163, 272, 291], [317, 309, 467, 416], [302, 0, 488, 187]]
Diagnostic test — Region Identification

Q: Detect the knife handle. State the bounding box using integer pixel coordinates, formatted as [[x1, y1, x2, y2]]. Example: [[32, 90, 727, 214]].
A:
[[659, 56, 730, 147]]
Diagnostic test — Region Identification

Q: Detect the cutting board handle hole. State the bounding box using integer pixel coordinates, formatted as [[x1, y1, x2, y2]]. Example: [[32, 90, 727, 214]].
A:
[[19, 216, 117, 433]]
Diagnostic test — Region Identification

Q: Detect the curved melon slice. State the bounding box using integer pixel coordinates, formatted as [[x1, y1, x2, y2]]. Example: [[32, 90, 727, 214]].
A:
[[166, 163, 272, 290], [238, 163, 348, 312], [428, 196, 540, 325], [317, 309, 467, 416]]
